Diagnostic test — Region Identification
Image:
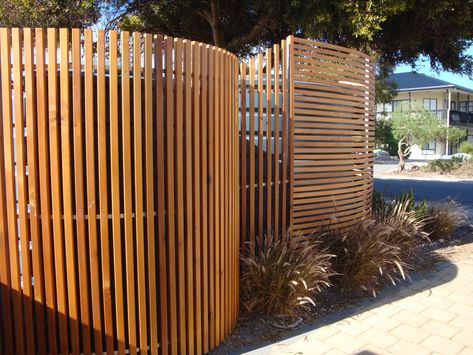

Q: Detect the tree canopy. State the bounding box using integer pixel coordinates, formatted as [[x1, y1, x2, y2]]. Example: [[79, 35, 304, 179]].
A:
[[0, 0, 100, 28], [1, 0, 472, 100], [109, 0, 473, 78]]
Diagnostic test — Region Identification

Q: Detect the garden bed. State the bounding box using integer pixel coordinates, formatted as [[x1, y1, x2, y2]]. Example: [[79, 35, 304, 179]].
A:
[[211, 204, 473, 354]]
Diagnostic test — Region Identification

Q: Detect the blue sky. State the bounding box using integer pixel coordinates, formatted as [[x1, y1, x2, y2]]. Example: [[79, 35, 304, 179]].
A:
[[394, 45, 473, 89]]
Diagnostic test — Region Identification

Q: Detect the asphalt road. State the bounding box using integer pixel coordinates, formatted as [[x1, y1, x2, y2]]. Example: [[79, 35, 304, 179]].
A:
[[374, 177, 473, 208]]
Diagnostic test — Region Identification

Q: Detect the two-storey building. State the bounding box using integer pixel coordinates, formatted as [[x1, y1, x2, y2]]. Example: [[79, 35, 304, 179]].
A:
[[376, 72, 473, 159]]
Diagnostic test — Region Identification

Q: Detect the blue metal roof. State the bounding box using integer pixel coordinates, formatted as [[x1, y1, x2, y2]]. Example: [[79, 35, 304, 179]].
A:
[[388, 72, 473, 94]]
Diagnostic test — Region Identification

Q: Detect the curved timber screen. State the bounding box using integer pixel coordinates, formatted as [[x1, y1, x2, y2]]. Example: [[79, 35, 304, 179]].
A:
[[289, 37, 375, 236], [0, 28, 239, 355]]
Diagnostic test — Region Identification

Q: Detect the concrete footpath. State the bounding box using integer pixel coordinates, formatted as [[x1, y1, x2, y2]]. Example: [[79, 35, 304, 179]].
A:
[[246, 255, 473, 355]]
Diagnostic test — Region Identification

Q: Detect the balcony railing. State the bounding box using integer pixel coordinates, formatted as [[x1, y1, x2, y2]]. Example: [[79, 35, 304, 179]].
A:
[[450, 110, 473, 127]]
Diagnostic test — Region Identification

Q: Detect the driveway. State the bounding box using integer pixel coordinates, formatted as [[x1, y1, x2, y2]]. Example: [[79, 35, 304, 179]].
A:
[[374, 178, 473, 208]]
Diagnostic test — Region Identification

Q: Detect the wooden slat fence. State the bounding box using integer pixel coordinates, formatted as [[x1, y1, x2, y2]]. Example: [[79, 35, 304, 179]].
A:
[[290, 37, 375, 235], [239, 36, 375, 244], [0, 29, 375, 354], [0, 28, 239, 355]]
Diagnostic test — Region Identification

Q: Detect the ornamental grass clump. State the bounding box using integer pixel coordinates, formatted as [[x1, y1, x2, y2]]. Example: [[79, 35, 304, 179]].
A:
[[240, 236, 335, 318], [322, 219, 410, 297], [423, 200, 465, 241], [373, 191, 429, 258]]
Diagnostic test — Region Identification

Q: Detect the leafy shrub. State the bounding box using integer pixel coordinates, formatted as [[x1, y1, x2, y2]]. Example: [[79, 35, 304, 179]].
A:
[[424, 157, 462, 174], [240, 236, 334, 317], [423, 201, 465, 241], [459, 141, 473, 154], [321, 219, 410, 297]]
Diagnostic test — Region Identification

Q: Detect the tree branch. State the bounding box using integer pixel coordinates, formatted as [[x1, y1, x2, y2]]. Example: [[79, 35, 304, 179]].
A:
[[227, 15, 271, 51]]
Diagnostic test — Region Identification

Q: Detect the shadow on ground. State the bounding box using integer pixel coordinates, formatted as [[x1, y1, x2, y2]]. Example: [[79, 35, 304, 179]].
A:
[[213, 255, 458, 354]]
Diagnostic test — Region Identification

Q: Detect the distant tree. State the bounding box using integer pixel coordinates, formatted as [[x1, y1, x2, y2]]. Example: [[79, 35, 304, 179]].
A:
[[391, 102, 465, 171], [0, 0, 100, 28]]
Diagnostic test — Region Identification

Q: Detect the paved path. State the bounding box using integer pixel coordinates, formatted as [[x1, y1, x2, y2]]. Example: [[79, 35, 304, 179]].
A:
[[244, 256, 473, 354]]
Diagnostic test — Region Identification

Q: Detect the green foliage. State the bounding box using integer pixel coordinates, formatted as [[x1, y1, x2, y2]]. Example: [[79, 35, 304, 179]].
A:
[[321, 219, 410, 297], [107, 0, 473, 79], [423, 201, 465, 241], [374, 119, 398, 156], [459, 141, 473, 154], [424, 157, 463, 174], [391, 102, 464, 148], [240, 236, 334, 317], [390, 102, 466, 170], [0, 0, 99, 27]]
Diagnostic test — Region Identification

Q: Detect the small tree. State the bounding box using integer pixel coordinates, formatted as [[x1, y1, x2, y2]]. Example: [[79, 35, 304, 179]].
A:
[[391, 102, 465, 171]]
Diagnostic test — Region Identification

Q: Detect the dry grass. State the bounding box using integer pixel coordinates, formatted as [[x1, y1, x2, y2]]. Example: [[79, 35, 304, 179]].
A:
[[377, 195, 429, 259], [321, 219, 411, 297], [453, 159, 473, 177], [240, 236, 335, 318], [423, 201, 466, 241]]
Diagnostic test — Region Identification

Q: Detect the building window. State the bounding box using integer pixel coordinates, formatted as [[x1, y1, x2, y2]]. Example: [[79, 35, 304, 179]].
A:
[[423, 98, 437, 111], [423, 141, 436, 152], [384, 102, 393, 112], [459, 101, 473, 112], [393, 99, 408, 110]]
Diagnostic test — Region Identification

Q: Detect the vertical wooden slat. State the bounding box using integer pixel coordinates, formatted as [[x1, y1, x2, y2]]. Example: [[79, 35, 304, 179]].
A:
[[218, 49, 225, 343], [288, 36, 295, 237], [60, 28, 81, 355], [47, 27, 70, 355], [121, 30, 137, 355], [224, 53, 230, 336], [0, 28, 25, 355], [192, 40, 202, 355], [265, 48, 272, 239], [235, 57, 240, 325], [183, 39, 195, 355], [281, 39, 288, 237], [25, 28, 47, 355], [240, 63, 247, 249], [164, 35, 178, 355], [144, 33, 158, 355], [97, 30, 115, 355], [248, 58, 255, 250], [273, 44, 280, 240], [200, 44, 210, 354], [84, 28, 103, 355], [35, 27, 58, 355], [230, 57, 235, 330], [208, 46, 215, 350], [71, 28, 91, 355], [174, 37, 187, 355], [132, 31, 148, 354], [109, 30, 126, 355], [155, 34, 168, 355], [213, 48, 221, 345], [12, 28, 36, 355], [0, 28, 14, 355], [257, 53, 264, 246]]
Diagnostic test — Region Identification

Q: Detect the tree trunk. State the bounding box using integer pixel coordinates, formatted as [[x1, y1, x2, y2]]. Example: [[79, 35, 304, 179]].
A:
[[398, 140, 405, 172], [210, 0, 224, 47]]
